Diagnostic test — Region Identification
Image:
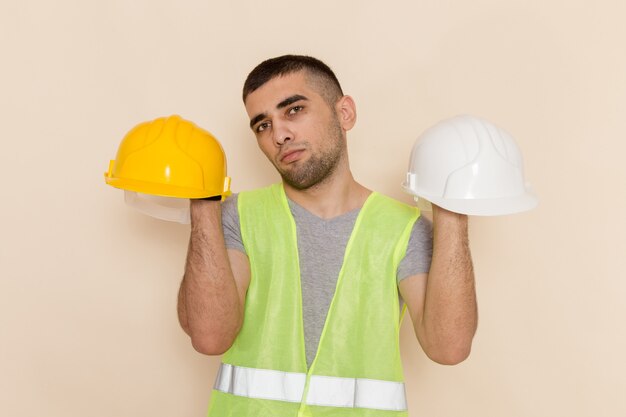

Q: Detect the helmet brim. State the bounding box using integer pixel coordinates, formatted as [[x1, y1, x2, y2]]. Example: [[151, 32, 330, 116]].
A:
[[105, 175, 231, 200], [403, 184, 539, 216]]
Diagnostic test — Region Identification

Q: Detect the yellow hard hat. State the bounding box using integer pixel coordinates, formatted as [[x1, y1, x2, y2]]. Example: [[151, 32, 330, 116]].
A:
[[104, 115, 231, 199]]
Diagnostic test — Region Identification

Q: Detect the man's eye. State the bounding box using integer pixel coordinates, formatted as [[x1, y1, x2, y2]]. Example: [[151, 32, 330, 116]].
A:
[[256, 122, 270, 133], [288, 106, 303, 115]]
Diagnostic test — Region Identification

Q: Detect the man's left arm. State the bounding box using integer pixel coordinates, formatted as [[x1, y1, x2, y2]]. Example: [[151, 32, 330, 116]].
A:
[[399, 204, 477, 365]]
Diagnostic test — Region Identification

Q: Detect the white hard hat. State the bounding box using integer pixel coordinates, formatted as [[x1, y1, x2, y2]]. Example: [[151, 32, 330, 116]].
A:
[[402, 115, 538, 216]]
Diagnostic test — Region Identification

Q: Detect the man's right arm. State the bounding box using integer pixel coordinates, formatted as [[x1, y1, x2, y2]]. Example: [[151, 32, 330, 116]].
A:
[[177, 199, 250, 355]]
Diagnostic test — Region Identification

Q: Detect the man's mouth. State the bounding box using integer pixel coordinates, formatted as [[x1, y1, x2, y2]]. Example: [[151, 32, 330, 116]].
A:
[[280, 148, 305, 163]]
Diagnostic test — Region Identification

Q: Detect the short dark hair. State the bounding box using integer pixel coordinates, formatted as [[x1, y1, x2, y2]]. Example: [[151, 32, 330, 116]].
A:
[[242, 55, 344, 105]]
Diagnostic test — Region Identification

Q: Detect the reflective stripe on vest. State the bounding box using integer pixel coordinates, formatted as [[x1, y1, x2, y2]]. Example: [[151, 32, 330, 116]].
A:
[[214, 363, 408, 412]]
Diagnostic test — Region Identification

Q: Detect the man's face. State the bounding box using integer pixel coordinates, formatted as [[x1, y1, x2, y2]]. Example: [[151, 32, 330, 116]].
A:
[[244, 71, 345, 190]]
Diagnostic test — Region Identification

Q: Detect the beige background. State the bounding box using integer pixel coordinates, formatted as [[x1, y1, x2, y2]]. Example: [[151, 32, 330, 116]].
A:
[[1, 0, 624, 416]]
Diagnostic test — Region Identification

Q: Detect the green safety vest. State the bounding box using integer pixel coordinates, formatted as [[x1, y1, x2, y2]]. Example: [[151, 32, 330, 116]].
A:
[[207, 183, 419, 417]]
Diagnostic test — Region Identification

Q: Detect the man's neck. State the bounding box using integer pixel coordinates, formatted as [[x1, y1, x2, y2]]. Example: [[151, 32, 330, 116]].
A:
[[283, 168, 371, 220]]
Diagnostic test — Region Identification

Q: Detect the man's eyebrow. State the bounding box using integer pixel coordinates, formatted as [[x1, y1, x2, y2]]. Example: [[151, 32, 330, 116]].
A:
[[249, 95, 309, 129], [277, 94, 308, 109], [249, 112, 267, 129]]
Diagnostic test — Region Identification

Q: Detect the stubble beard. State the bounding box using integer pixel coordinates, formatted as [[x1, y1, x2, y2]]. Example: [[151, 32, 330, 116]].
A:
[[277, 117, 344, 191]]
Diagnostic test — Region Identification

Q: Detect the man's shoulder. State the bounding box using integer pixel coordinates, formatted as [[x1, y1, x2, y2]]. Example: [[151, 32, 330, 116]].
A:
[[369, 191, 419, 217], [222, 192, 239, 211], [224, 183, 278, 206], [238, 183, 281, 198], [228, 183, 286, 217]]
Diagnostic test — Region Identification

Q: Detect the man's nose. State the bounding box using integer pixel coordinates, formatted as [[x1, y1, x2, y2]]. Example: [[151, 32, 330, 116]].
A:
[[273, 123, 293, 146]]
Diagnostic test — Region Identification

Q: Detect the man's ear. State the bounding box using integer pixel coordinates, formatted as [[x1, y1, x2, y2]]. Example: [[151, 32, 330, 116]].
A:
[[335, 95, 357, 131]]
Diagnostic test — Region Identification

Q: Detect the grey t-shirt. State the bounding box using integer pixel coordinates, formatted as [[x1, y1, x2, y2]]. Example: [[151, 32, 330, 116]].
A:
[[222, 193, 433, 367]]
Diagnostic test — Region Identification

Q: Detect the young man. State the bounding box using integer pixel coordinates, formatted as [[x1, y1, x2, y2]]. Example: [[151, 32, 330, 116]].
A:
[[178, 55, 477, 417]]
